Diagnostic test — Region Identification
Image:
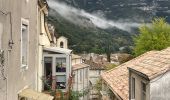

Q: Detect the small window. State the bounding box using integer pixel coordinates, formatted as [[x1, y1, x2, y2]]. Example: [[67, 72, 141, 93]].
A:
[[80, 70, 82, 82], [60, 41, 64, 48], [141, 82, 146, 100], [21, 19, 29, 69], [85, 68, 88, 79], [56, 58, 66, 72], [131, 77, 135, 99]]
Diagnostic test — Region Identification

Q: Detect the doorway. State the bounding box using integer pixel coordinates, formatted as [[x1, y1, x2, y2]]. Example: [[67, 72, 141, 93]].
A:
[[44, 57, 52, 90]]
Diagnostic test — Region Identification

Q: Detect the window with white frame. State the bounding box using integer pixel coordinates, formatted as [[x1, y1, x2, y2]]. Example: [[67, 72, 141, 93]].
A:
[[141, 82, 146, 100], [21, 19, 29, 68], [56, 58, 66, 72], [131, 77, 135, 99]]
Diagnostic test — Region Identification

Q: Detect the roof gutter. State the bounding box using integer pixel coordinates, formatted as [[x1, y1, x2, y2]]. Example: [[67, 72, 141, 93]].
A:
[[128, 67, 150, 81]]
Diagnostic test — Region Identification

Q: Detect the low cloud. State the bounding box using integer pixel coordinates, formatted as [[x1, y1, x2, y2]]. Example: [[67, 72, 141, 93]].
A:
[[48, 0, 141, 32]]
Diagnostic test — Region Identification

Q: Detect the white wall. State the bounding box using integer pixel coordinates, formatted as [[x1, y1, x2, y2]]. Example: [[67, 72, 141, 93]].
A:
[[72, 67, 89, 100], [0, 22, 3, 49], [130, 72, 150, 100], [57, 36, 68, 49], [89, 70, 103, 85], [39, 12, 50, 46], [72, 58, 82, 65], [150, 71, 170, 100], [37, 8, 51, 92]]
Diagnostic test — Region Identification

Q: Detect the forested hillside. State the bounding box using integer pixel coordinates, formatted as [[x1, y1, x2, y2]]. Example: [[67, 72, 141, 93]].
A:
[[47, 0, 170, 53]]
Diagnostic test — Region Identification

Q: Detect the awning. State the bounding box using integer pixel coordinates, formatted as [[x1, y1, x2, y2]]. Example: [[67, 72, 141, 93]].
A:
[[18, 88, 54, 100], [43, 46, 72, 54]]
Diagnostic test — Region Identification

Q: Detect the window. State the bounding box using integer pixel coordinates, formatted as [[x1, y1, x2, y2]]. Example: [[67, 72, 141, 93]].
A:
[[60, 41, 64, 48], [80, 70, 82, 82], [141, 82, 146, 100], [44, 57, 52, 90], [85, 68, 88, 79], [56, 58, 66, 72], [131, 77, 135, 99], [56, 75, 66, 89], [21, 19, 29, 69]]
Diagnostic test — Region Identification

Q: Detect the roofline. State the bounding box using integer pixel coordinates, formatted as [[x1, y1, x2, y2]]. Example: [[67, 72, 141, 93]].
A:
[[150, 69, 170, 80], [43, 47, 72, 54], [58, 36, 68, 39], [72, 65, 89, 71], [128, 67, 150, 81], [102, 79, 124, 100], [89, 68, 105, 70]]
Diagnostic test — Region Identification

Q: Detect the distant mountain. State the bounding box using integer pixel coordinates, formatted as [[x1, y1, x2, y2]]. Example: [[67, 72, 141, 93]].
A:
[[57, 0, 170, 22], [47, 0, 170, 54]]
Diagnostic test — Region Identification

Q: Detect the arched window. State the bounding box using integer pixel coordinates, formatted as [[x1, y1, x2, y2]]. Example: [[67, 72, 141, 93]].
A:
[[60, 41, 64, 48]]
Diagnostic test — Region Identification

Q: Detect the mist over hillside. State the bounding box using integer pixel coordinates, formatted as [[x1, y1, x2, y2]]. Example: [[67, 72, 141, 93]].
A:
[[47, 0, 170, 53], [56, 0, 170, 22]]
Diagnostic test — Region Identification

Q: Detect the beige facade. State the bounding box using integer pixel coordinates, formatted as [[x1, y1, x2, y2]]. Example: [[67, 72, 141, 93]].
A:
[[37, 1, 73, 94], [0, 0, 38, 100], [129, 71, 150, 100], [57, 36, 68, 49], [72, 55, 90, 100], [37, 0, 50, 92]]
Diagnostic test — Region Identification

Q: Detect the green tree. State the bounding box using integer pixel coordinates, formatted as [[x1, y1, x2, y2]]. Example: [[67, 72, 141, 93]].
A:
[[134, 18, 170, 56]]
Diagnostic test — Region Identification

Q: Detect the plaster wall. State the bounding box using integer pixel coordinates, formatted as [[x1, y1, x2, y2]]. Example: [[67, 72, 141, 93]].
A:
[[89, 70, 103, 85], [130, 72, 150, 100], [0, 0, 38, 100], [72, 58, 82, 65], [150, 71, 170, 100], [72, 67, 89, 100], [57, 36, 68, 49]]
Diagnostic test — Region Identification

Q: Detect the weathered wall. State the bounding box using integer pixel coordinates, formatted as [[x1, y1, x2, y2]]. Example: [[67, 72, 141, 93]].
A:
[[72, 58, 82, 65], [0, 0, 38, 100], [57, 36, 68, 49], [89, 70, 103, 85], [130, 72, 150, 100], [39, 11, 51, 46], [37, 5, 51, 92], [72, 67, 89, 100], [150, 71, 170, 100]]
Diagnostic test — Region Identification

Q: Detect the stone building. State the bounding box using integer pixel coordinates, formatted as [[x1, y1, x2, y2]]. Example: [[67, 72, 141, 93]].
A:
[[72, 54, 90, 100], [101, 47, 170, 100], [0, 0, 52, 100]]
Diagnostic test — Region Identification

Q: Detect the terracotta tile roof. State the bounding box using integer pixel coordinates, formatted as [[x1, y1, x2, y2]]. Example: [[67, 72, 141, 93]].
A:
[[84, 60, 106, 70], [101, 47, 170, 100], [128, 47, 170, 80], [72, 63, 89, 70]]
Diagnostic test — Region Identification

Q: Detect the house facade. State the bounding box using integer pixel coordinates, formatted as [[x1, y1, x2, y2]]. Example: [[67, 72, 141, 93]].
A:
[[84, 60, 106, 100], [72, 54, 90, 100], [37, 0, 73, 95], [0, 0, 40, 100], [101, 47, 170, 100], [128, 48, 170, 100]]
